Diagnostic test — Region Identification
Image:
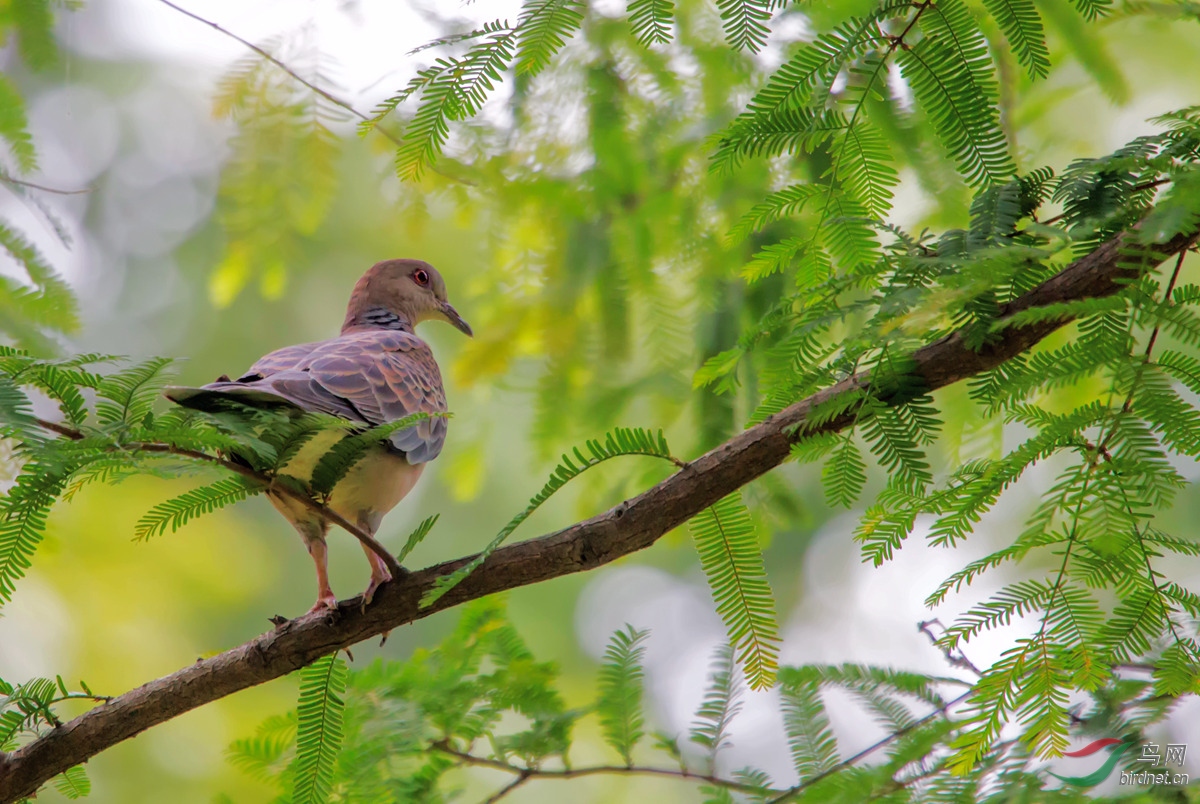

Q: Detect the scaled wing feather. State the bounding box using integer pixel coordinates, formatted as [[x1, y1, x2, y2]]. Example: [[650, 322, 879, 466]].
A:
[[179, 331, 448, 463]]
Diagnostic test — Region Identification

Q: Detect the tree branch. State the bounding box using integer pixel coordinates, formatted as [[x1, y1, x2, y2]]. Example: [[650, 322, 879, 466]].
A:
[[0, 174, 92, 196], [429, 740, 778, 800], [0, 227, 1194, 801]]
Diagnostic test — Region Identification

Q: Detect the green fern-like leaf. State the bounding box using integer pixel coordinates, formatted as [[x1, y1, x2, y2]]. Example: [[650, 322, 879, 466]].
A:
[[627, 0, 674, 45], [830, 120, 899, 218], [0, 676, 58, 745], [1052, 138, 1155, 241], [742, 238, 809, 283], [688, 492, 780, 690], [778, 667, 839, 780], [0, 449, 93, 603], [1140, 167, 1200, 242], [421, 428, 675, 607], [941, 579, 1054, 650], [515, 0, 584, 75], [711, 108, 848, 173], [727, 184, 824, 245], [968, 180, 1027, 247], [293, 653, 348, 804], [256, 412, 340, 473], [26, 366, 92, 428], [51, 766, 90, 800], [816, 190, 881, 270], [395, 22, 517, 180], [308, 412, 441, 496], [0, 223, 79, 343], [227, 713, 297, 784], [596, 625, 649, 765], [981, 0, 1049, 78], [210, 46, 345, 305], [0, 374, 37, 442], [701, 785, 736, 804], [690, 643, 742, 761], [737, 7, 898, 119], [134, 477, 264, 541], [0, 74, 36, 172], [927, 433, 1066, 553], [860, 401, 935, 493], [1154, 640, 1200, 696], [396, 514, 439, 563], [898, 0, 1014, 186], [810, 663, 949, 728], [693, 347, 744, 394], [1064, 0, 1112, 22], [95, 357, 175, 427], [855, 482, 923, 565], [9, 0, 59, 71], [714, 0, 771, 52], [822, 433, 867, 508]]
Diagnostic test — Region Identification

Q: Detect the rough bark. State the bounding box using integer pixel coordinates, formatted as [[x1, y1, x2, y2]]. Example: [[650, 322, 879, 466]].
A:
[[0, 229, 1194, 802]]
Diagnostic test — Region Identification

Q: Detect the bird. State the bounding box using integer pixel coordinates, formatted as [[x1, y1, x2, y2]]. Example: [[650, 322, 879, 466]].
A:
[[165, 259, 471, 614]]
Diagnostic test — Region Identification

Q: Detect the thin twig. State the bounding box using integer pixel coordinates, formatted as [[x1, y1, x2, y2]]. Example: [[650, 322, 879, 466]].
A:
[[154, 0, 384, 137], [767, 689, 973, 803], [1102, 249, 1198, 659], [1102, 245, 1186, 427], [46, 693, 113, 706], [482, 773, 530, 804], [1129, 248, 1187, 393], [29, 416, 401, 577], [0, 175, 92, 196], [431, 741, 778, 798], [918, 619, 982, 676], [154, 0, 476, 186]]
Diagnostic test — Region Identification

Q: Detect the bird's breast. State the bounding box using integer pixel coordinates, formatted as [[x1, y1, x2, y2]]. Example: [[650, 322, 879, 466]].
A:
[[274, 429, 425, 529]]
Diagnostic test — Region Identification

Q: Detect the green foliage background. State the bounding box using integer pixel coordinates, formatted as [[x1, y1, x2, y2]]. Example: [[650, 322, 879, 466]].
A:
[[1, 0, 1200, 801]]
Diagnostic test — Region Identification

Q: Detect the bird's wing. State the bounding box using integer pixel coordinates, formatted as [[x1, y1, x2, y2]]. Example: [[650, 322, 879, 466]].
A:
[[167, 331, 449, 463], [239, 341, 324, 380]]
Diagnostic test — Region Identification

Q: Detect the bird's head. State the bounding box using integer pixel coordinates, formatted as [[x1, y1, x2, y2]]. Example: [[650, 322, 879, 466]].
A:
[[342, 258, 473, 336]]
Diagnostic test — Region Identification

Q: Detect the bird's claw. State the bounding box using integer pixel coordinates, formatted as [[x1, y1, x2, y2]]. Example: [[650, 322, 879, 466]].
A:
[[306, 594, 339, 616], [360, 574, 392, 613]]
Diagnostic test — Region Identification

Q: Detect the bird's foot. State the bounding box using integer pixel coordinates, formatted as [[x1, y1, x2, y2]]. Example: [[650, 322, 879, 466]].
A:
[[360, 572, 392, 612], [307, 593, 339, 616]]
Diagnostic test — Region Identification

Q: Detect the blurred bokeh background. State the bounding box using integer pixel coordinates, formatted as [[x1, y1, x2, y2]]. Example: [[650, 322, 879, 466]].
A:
[[2, 0, 1200, 800]]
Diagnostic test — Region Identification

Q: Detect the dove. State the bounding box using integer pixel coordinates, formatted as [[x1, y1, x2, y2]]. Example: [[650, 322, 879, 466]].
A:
[[166, 259, 471, 613]]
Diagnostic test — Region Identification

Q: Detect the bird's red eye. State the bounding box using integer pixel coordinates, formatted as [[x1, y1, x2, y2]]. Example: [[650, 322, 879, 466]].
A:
[[414, 269, 429, 286]]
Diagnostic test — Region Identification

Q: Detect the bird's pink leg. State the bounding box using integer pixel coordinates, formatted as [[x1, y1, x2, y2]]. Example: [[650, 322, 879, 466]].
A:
[[360, 541, 393, 607], [352, 511, 394, 609], [306, 537, 338, 614]]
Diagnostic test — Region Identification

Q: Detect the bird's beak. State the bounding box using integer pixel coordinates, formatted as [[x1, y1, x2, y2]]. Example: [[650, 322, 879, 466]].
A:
[[440, 301, 473, 337]]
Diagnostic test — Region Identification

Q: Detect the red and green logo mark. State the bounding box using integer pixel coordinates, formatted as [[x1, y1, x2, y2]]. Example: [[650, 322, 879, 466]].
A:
[[1049, 738, 1136, 787]]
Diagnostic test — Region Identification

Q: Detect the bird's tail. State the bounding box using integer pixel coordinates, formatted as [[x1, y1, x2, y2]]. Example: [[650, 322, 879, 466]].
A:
[[163, 384, 298, 414]]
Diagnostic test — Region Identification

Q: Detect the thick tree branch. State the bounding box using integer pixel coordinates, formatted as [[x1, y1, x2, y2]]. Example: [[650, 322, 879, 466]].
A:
[[0, 228, 1195, 801]]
